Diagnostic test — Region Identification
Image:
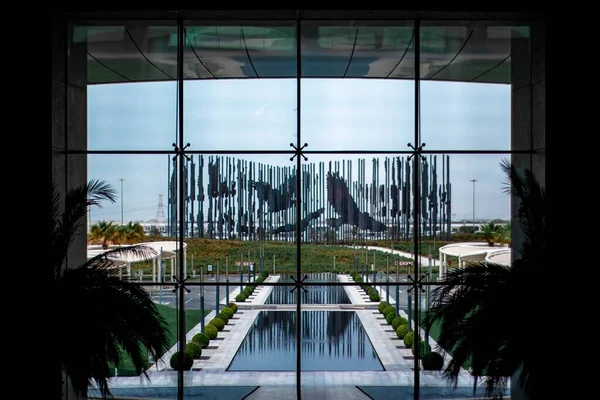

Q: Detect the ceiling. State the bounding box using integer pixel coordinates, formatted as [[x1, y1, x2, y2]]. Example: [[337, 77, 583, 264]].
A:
[[73, 22, 530, 85]]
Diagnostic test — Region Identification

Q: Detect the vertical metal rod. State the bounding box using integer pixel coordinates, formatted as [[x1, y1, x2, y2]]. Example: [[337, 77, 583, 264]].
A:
[[216, 259, 220, 315], [119, 178, 125, 225], [226, 254, 230, 304], [396, 243, 400, 314], [386, 255, 389, 304], [200, 264, 205, 333], [240, 250, 243, 291], [471, 179, 478, 230]]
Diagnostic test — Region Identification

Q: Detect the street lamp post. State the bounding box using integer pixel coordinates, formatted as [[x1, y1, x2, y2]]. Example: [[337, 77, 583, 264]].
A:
[[119, 178, 125, 225], [470, 179, 477, 231]]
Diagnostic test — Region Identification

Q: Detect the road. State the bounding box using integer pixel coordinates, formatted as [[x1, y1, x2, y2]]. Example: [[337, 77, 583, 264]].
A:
[[148, 275, 251, 310]]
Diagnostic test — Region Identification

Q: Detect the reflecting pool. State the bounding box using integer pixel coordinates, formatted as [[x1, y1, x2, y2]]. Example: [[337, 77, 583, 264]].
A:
[[227, 310, 383, 371], [265, 273, 350, 304]]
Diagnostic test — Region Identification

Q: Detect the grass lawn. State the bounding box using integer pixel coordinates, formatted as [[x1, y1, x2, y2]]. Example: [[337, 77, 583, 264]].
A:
[[112, 304, 211, 376]]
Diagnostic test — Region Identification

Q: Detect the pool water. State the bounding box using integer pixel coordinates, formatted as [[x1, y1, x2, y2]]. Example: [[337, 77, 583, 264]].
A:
[[265, 273, 351, 304], [227, 310, 384, 371]]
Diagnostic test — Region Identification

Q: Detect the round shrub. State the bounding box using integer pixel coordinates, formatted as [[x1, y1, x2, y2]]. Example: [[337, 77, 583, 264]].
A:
[[228, 302, 238, 313], [385, 311, 397, 325], [378, 301, 390, 313], [396, 324, 409, 339], [382, 306, 396, 317], [192, 332, 210, 348], [369, 292, 380, 302], [217, 312, 230, 324], [204, 324, 218, 339], [411, 340, 425, 359], [169, 351, 193, 371], [422, 351, 444, 370], [222, 307, 235, 318], [209, 317, 225, 331], [186, 342, 202, 359], [235, 293, 246, 302], [392, 316, 408, 330], [403, 331, 415, 348]]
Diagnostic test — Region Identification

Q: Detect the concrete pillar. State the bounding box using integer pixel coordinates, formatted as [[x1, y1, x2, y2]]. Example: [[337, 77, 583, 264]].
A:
[[53, 21, 88, 269], [53, 16, 88, 400], [510, 19, 544, 400]]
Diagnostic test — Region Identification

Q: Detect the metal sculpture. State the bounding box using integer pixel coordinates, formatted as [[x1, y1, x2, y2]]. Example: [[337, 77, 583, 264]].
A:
[[168, 154, 452, 241]]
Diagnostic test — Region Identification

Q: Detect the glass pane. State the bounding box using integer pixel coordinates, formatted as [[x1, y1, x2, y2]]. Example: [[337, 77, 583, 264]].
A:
[[301, 21, 415, 78], [296, 152, 415, 396], [184, 78, 297, 151], [86, 153, 190, 399], [297, 154, 415, 250], [73, 21, 179, 151], [417, 153, 513, 399], [88, 153, 182, 285], [183, 21, 297, 151], [419, 22, 530, 151], [301, 79, 414, 152], [301, 21, 415, 151], [175, 152, 299, 395]]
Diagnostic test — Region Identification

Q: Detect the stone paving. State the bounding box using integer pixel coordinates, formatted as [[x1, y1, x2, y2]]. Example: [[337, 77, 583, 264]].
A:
[[108, 271, 477, 398]]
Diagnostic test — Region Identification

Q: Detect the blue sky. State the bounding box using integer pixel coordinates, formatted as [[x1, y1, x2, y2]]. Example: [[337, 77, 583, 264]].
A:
[[88, 79, 512, 223]]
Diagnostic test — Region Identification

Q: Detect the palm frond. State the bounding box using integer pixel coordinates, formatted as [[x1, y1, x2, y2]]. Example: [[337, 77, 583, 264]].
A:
[[51, 181, 63, 278], [53, 180, 117, 278], [57, 266, 170, 397], [53, 180, 170, 399], [499, 159, 545, 262], [423, 260, 536, 398], [84, 245, 158, 272]]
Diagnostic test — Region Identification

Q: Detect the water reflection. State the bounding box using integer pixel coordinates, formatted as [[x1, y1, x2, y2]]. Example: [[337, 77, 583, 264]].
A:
[[266, 273, 350, 304], [227, 311, 383, 371]]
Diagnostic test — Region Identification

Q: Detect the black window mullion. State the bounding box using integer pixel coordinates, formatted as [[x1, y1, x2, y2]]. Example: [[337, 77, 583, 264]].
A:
[[295, 12, 303, 400], [176, 15, 186, 400], [412, 18, 421, 400]]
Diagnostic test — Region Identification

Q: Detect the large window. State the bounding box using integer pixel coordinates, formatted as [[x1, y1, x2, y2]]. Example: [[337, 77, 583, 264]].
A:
[[61, 16, 534, 400]]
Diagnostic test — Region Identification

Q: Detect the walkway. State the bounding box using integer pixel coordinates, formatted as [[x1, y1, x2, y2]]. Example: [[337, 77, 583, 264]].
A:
[[354, 245, 437, 269]]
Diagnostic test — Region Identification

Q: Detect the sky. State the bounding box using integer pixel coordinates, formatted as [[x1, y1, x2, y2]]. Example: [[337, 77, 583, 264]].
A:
[[87, 78, 512, 223]]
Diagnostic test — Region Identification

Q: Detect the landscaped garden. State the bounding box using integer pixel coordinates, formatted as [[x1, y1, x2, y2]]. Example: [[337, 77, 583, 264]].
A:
[[122, 238, 475, 279]]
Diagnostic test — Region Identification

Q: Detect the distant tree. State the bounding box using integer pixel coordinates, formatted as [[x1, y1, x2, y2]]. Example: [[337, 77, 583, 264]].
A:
[[116, 221, 145, 244], [479, 222, 501, 246], [458, 225, 476, 234], [89, 221, 119, 249]]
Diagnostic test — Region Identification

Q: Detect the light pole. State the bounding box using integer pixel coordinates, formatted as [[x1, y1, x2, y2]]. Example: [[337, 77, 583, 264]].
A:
[[119, 178, 125, 225], [470, 179, 477, 231]]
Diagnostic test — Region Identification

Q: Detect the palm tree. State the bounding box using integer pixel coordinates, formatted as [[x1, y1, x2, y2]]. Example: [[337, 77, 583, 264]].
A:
[[479, 222, 501, 247], [495, 222, 511, 247], [422, 159, 543, 399], [52, 179, 170, 399], [116, 221, 146, 244], [89, 220, 119, 249]]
